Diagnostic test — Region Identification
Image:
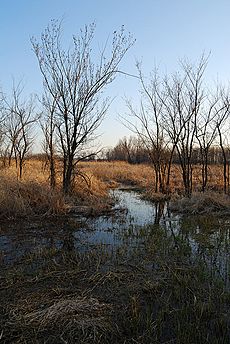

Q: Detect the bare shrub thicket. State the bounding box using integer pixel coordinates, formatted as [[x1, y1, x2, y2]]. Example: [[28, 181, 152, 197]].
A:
[[0, 82, 38, 178], [116, 56, 230, 196]]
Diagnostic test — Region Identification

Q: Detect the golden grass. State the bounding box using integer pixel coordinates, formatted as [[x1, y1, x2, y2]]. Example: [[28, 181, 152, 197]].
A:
[[80, 161, 226, 193], [79, 160, 153, 188], [0, 160, 110, 218], [80, 161, 230, 212], [0, 175, 67, 218], [0, 159, 228, 218]]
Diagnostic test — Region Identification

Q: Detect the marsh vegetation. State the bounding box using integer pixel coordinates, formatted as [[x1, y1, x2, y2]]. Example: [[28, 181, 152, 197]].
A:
[[0, 19, 230, 344], [0, 161, 229, 343]]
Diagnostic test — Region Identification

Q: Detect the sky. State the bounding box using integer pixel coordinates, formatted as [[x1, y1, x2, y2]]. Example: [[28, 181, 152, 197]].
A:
[[1, 0, 230, 150]]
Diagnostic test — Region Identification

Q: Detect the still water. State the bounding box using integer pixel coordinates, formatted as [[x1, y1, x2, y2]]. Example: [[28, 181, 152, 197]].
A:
[[0, 189, 229, 287]]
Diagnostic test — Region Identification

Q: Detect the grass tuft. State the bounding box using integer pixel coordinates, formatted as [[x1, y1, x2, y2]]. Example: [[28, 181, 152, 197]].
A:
[[170, 191, 230, 215], [18, 297, 112, 331]]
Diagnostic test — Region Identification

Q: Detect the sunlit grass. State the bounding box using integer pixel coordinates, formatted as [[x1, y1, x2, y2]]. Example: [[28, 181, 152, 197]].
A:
[[0, 159, 228, 218], [0, 159, 110, 218], [80, 160, 226, 193]]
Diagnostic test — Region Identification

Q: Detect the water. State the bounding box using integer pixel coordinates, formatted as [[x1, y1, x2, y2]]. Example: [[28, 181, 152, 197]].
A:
[[0, 189, 229, 286], [74, 190, 165, 247]]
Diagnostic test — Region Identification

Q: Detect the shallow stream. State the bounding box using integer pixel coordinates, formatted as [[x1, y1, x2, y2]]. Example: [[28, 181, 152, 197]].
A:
[[0, 189, 229, 287]]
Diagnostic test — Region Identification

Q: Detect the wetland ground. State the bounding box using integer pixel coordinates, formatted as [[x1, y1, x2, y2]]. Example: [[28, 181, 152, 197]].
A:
[[0, 188, 229, 343]]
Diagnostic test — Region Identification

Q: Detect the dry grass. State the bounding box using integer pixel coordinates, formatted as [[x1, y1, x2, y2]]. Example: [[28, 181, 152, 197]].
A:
[[0, 159, 111, 218], [81, 161, 230, 213], [0, 159, 228, 218], [80, 161, 226, 193], [170, 191, 230, 215], [0, 176, 67, 218], [17, 297, 111, 331], [0, 160, 67, 218], [79, 161, 153, 188]]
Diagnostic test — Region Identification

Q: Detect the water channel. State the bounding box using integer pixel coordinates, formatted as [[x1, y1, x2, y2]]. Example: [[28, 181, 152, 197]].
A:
[[0, 189, 229, 287]]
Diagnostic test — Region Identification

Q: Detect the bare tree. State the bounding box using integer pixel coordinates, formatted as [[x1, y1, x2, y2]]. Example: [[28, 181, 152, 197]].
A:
[[163, 56, 208, 197], [195, 88, 224, 192], [213, 89, 230, 193], [124, 65, 174, 194], [106, 135, 153, 163], [31, 20, 134, 194], [107, 136, 139, 163], [137, 66, 168, 192], [0, 88, 9, 167], [4, 82, 38, 178], [40, 90, 58, 188]]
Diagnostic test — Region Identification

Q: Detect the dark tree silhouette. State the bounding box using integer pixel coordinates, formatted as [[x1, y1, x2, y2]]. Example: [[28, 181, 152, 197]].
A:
[[32, 20, 134, 194]]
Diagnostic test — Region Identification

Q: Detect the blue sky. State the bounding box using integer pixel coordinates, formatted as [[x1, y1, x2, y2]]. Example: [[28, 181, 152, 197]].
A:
[[1, 0, 230, 149]]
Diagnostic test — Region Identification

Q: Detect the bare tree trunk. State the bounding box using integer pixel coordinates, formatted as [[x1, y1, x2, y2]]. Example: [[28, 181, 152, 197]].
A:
[[19, 158, 23, 179], [201, 152, 209, 192], [165, 145, 176, 194], [222, 149, 227, 194], [32, 21, 134, 195], [218, 125, 227, 194], [50, 151, 56, 189], [63, 155, 74, 194]]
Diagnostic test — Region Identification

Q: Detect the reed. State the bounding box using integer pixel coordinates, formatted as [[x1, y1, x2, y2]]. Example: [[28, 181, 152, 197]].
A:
[[0, 159, 228, 218]]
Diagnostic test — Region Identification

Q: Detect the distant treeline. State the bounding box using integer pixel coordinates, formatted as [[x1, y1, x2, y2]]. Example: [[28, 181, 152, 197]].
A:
[[106, 136, 230, 165]]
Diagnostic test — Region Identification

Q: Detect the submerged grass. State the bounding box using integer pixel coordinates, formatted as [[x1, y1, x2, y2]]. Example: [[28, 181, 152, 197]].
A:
[[0, 218, 229, 343]]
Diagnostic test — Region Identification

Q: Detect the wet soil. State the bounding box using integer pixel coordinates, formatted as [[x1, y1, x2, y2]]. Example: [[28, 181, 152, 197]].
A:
[[0, 189, 229, 343]]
